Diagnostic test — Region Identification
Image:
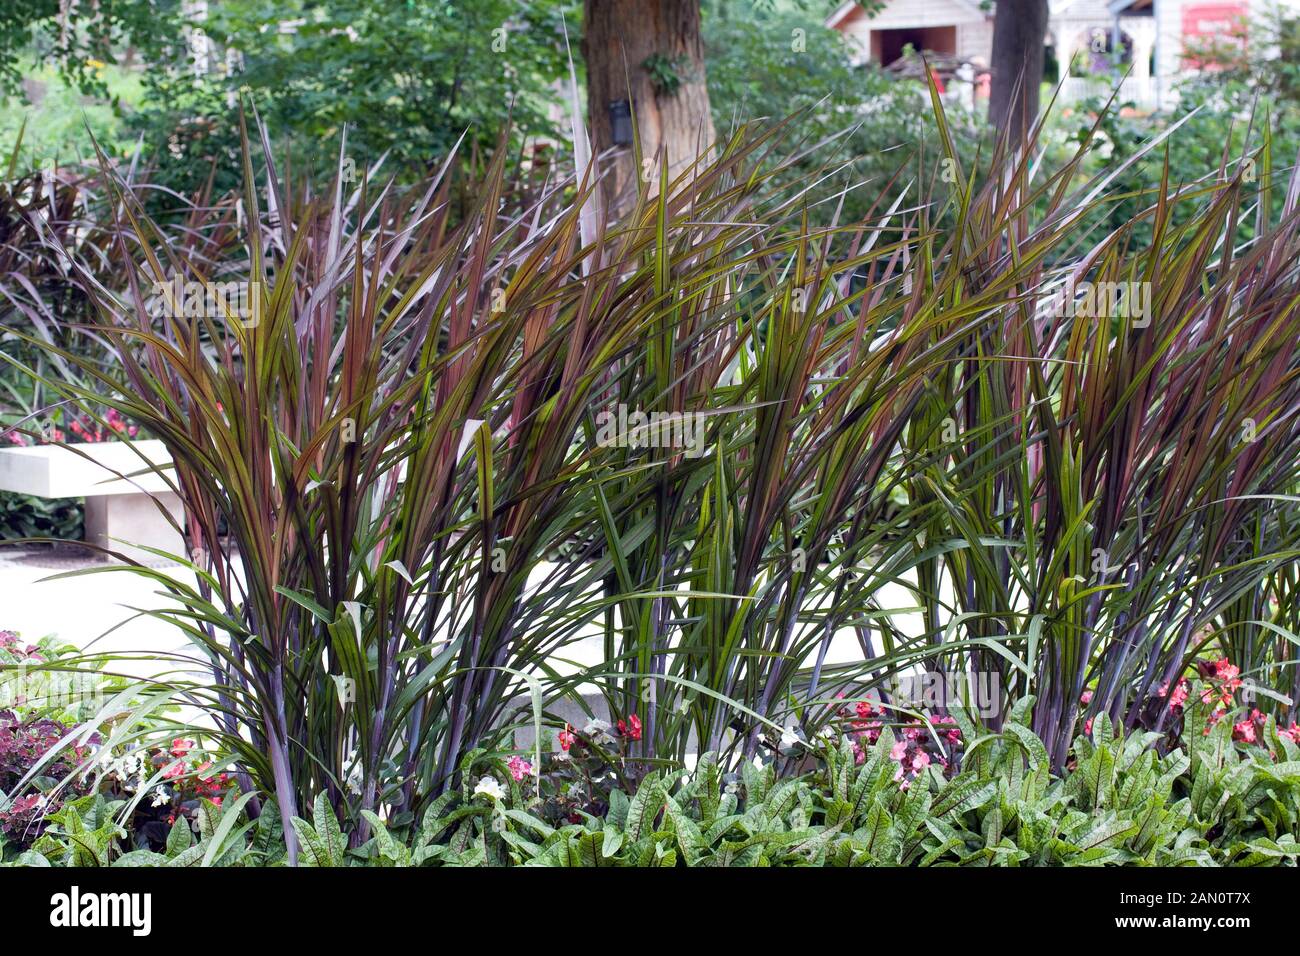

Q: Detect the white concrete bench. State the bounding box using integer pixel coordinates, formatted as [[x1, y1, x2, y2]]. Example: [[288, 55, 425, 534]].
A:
[[0, 439, 183, 563]]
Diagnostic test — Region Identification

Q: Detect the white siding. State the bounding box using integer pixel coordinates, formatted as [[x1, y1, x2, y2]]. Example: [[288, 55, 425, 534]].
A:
[[834, 0, 991, 64], [956, 19, 995, 61], [867, 0, 987, 28]]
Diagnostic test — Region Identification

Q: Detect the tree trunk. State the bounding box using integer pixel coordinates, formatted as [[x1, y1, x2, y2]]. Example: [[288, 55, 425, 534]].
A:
[[583, 0, 716, 210], [988, 0, 1049, 136]]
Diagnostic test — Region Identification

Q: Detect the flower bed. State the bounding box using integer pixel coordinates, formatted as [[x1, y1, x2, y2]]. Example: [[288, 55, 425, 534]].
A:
[[3, 636, 1299, 868], [4, 702, 1298, 867]]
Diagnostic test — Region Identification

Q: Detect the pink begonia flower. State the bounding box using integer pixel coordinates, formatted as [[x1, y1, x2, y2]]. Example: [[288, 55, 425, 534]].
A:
[[889, 740, 907, 761], [506, 755, 533, 781], [1214, 658, 1238, 679], [1169, 679, 1189, 711]]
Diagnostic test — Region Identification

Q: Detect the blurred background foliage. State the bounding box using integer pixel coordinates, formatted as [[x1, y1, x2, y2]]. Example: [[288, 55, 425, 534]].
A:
[[0, 1, 951, 206], [3, 2, 1295, 232]]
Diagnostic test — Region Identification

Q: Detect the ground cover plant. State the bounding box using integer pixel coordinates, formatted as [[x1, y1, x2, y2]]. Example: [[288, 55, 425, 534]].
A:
[[5, 698, 1300, 866], [1, 75, 1299, 866]]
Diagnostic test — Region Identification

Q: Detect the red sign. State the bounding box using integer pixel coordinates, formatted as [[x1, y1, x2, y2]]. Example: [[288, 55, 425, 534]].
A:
[[1182, 2, 1247, 68]]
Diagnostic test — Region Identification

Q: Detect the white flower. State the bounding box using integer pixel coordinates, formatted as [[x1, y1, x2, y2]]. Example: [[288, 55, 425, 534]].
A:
[[150, 789, 172, 807], [103, 751, 145, 785], [582, 718, 615, 744], [779, 726, 800, 750], [345, 765, 364, 795], [474, 776, 505, 800]]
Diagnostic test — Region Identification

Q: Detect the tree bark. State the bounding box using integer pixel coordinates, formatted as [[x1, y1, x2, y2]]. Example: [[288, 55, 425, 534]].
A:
[[988, 0, 1049, 136], [583, 0, 716, 210]]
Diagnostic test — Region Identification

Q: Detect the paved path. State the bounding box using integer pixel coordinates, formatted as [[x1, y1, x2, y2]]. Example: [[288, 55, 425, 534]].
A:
[[0, 545, 198, 683], [1, 546, 930, 728]]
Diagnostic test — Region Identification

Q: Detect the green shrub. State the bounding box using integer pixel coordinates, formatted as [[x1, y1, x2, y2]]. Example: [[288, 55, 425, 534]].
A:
[[0, 492, 81, 541], [8, 708, 1299, 866]]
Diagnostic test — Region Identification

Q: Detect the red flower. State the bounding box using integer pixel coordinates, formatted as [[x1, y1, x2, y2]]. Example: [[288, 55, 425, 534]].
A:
[[557, 725, 576, 751], [617, 714, 642, 741]]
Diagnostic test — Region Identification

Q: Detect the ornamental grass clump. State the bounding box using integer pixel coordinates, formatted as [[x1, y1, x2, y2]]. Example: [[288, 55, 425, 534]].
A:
[[4, 87, 1299, 864]]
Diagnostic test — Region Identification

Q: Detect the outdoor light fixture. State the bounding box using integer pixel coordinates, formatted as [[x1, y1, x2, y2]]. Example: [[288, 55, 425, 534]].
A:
[[609, 99, 633, 146]]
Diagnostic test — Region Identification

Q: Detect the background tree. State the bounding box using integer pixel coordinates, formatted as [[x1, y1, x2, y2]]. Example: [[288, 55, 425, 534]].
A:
[[1, 1, 573, 197], [582, 0, 716, 206], [0, 0, 158, 99], [133, 0, 572, 197], [988, 0, 1048, 134], [703, 0, 958, 226]]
